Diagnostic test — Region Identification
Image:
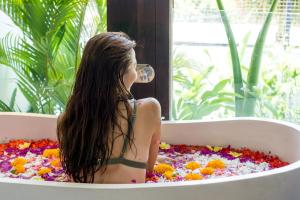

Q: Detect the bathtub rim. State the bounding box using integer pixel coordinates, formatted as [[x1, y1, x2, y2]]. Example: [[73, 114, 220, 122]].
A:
[[1, 111, 300, 129], [0, 112, 300, 188], [0, 161, 299, 189]]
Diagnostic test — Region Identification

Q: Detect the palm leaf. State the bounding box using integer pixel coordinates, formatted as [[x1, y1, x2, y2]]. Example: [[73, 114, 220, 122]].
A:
[[0, 87, 17, 112], [9, 88, 17, 108], [1, 0, 107, 114], [95, 0, 107, 33], [0, 100, 13, 112]]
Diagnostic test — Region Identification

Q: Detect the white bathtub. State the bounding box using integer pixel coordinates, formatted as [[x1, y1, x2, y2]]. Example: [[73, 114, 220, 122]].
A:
[[0, 112, 300, 200]]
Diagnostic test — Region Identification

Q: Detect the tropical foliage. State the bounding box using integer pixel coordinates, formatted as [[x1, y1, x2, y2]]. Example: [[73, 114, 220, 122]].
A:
[[1, 0, 299, 124], [172, 47, 300, 121], [172, 50, 235, 120], [0, 0, 107, 113], [216, 0, 278, 116]]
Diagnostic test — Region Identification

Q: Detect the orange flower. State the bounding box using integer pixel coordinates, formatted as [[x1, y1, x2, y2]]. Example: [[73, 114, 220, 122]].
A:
[[206, 159, 226, 169], [11, 157, 27, 166], [42, 148, 60, 158], [30, 139, 57, 149], [8, 140, 27, 149], [200, 167, 215, 175], [184, 173, 203, 181], [185, 161, 201, 170], [50, 159, 61, 167], [0, 145, 4, 155], [14, 164, 26, 174], [163, 171, 176, 180], [38, 167, 52, 176], [154, 164, 174, 174]]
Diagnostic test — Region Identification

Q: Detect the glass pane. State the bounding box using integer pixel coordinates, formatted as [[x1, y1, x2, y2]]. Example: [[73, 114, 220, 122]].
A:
[[0, 0, 107, 114], [172, 0, 300, 123]]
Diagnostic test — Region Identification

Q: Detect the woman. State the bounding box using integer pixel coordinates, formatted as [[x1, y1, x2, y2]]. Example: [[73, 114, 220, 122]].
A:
[[57, 32, 161, 183]]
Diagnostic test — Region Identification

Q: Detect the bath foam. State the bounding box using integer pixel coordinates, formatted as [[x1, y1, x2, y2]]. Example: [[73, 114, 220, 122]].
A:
[[0, 139, 288, 183]]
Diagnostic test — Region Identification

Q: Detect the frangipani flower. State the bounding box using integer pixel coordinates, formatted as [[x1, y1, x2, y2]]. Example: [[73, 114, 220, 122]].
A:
[[0, 139, 289, 183], [18, 142, 31, 150], [229, 151, 242, 158], [159, 142, 170, 150], [206, 145, 223, 152], [32, 177, 44, 181]]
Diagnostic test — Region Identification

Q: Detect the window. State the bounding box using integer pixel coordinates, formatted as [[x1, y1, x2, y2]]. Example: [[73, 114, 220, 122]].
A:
[[172, 0, 300, 123], [2, 0, 300, 124]]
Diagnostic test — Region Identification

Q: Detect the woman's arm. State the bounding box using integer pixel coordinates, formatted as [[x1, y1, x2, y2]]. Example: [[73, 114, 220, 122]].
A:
[[146, 99, 161, 172], [147, 123, 161, 172]]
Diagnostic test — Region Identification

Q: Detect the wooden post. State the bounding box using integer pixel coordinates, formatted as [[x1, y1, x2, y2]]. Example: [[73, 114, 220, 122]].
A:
[[107, 0, 170, 119]]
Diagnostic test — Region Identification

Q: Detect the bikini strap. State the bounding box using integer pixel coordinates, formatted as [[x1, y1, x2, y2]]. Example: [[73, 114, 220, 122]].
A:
[[119, 99, 136, 158]]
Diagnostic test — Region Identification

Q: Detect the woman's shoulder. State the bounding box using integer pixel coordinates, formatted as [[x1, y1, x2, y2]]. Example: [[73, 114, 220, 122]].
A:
[[135, 98, 161, 132], [136, 97, 161, 119], [136, 97, 161, 115]]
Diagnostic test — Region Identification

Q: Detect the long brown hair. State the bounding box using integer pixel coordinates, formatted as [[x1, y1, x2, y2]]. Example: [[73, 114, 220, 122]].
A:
[[57, 32, 136, 183]]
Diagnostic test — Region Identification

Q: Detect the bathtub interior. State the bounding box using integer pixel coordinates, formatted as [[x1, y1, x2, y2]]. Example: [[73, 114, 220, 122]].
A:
[[162, 119, 300, 163], [1, 113, 300, 164]]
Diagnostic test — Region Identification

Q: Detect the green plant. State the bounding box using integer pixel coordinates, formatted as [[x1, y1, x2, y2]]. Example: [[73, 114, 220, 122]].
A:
[[0, 0, 107, 113], [257, 65, 300, 120], [216, 0, 278, 116], [172, 50, 235, 120], [0, 88, 17, 112]]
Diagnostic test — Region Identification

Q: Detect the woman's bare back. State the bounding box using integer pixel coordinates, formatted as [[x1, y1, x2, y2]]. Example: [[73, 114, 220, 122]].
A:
[[93, 98, 161, 183]]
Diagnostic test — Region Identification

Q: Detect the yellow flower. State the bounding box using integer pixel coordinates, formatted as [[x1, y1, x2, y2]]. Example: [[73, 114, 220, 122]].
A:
[[50, 159, 61, 167], [229, 151, 242, 158], [154, 163, 174, 174], [33, 177, 44, 181], [206, 159, 226, 169], [14, 164, 26, 174], [200, 167, 215, 175], [38, 167, 52, 176], [159, 142, 170, 150], [206, 145, 222, 152], [185, 161, 201, 170], [163, 171, 176, 180], [184, 173, 203, 181], [11, 157, 27, 166], [42, 148, 60, 158], [18, 142, 31, 150]]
